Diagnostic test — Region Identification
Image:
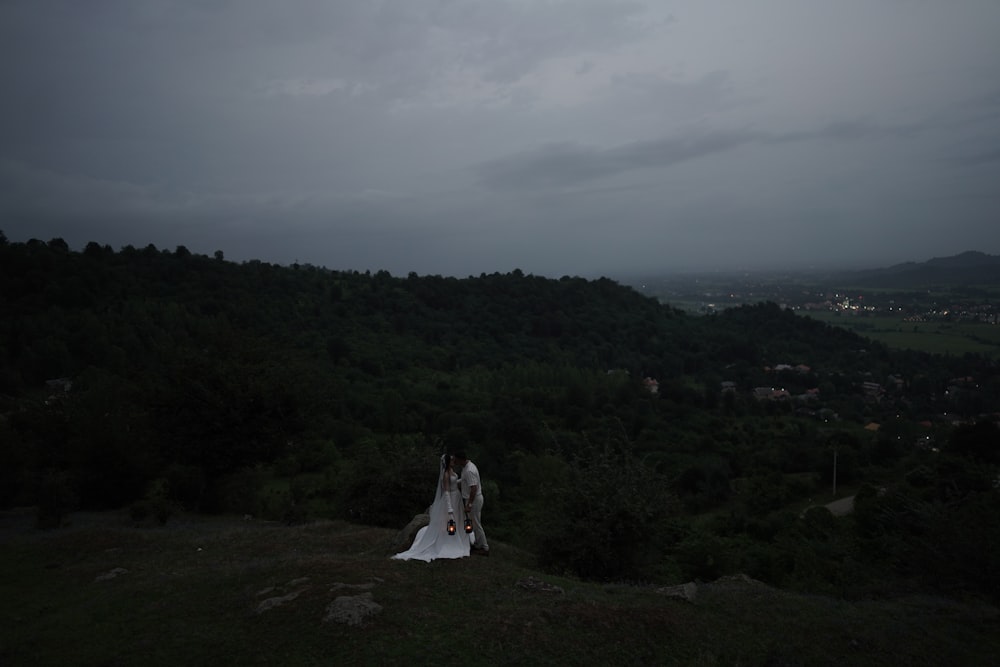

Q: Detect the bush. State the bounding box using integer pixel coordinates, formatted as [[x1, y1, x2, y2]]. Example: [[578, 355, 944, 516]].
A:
[[338, 439, 445, 528], [535, 446, 677, 582], [35, 470, 78, 529], [212, 467, 266, 516], [671, 532, 740, 582], [923, 489, 1000, 602], [164, 464, 207, 510], [130, 477, 179, 525]]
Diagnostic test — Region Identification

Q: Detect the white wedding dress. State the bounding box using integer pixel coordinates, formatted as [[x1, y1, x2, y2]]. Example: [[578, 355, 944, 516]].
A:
[[392, 456, 473, 561]]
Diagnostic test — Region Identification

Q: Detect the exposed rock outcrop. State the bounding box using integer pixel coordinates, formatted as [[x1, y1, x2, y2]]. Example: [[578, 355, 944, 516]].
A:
[[389, 512, 429, 552], [324, 592, 383, 626], [655, 581, 698, 602], [516, 576, 564, 594], [255, 577, 312, 614], [94, 567, 129, 582]]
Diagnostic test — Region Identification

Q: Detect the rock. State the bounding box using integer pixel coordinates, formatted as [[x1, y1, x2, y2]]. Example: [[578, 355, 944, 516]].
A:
[[255, 587, 310, 614], [655, 581, 698, 602], [389, 512, 429, 552], [516, 576, 564, 594], [95, 567, 129, 582], [715, 573, 766, 587], [330, 582, 375, 594], [700, 574, 781, 602], [324, 592, 383, 626]]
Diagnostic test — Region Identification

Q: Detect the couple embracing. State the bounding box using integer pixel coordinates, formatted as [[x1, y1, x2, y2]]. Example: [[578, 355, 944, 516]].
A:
[[393, 452, 489, 561]]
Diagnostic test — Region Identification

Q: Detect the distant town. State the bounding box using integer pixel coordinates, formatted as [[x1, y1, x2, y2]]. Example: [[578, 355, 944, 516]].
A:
[[617, 253, 1000, 360], [628, 272, 998, 324]]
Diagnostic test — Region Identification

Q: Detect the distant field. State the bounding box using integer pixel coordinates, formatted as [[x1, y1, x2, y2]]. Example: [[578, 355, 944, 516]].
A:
[[801, 311, 1000, 358], [834, 284, 1000, 299]]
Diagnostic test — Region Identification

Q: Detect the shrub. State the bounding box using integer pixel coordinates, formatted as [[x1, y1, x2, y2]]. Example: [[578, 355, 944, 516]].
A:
[[130, 477, 179, 525], [35, 470, 78, 529], [338, 439, 445, 528], [536, 445, 677, 582]]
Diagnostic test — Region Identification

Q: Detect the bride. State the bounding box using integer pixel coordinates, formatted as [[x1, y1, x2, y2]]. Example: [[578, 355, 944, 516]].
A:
[[392, 453, 472, 561]]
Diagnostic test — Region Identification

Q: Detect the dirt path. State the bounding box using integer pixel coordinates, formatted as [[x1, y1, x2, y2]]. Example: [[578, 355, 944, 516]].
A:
[[824, 496, 855, 516]]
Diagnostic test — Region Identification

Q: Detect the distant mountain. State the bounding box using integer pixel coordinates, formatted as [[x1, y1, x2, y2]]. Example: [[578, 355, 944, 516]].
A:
[[835, 251, 1000, 288], [923, 251, 1000, 269]]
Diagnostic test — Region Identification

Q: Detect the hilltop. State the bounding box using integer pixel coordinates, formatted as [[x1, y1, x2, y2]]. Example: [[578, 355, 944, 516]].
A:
[[2, 510, 998, 666]]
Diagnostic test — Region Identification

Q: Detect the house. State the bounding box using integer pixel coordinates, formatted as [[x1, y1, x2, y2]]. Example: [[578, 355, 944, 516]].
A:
[[44, 377, 72, 405], [754, 387, 789, 401], [45, 377, 73, 393], [862, 381, 883, 399], [795, 388, 820, 402]]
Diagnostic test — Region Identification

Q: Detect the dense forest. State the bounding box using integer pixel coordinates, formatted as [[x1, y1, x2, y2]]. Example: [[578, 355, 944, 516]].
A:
[[2, 232, 998, 602]]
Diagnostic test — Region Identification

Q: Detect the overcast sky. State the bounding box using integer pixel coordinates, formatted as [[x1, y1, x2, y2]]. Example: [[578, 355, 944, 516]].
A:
[[3, 1, 999, 277]]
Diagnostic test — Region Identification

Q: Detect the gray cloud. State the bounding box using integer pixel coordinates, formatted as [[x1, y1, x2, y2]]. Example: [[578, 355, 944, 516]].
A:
[[950, 147, 1000, 166], [476, 117, 929, 192], [767, 119, 922, 144], [477, 130, 761, 190], [2, 0, 999, 276]]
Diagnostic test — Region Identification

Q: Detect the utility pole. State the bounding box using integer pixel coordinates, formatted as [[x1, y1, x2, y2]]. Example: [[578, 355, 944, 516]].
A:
[[832, 448, 838, 497]]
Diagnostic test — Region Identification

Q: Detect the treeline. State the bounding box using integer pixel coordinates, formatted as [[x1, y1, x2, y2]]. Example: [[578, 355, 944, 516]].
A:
[[1, 233, 998, 601]]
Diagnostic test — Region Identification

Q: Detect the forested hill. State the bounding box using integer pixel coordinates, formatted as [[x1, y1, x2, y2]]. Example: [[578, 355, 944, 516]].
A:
[[0, 237, 986, 492], [0, 235, 907, 395], [3, 235, 999, 599]]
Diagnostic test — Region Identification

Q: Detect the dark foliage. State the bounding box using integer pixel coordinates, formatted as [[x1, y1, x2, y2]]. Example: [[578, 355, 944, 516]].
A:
[[2, 234, 999, 597]]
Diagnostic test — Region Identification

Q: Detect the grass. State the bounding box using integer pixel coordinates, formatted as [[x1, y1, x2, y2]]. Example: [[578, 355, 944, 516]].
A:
[[802, 312, 1000, 358], [2, 509, 999, 666]]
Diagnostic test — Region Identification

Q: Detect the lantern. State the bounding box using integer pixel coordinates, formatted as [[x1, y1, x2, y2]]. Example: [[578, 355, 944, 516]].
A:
[[447, 518, 456, 535], [464, 517, 473, 534]]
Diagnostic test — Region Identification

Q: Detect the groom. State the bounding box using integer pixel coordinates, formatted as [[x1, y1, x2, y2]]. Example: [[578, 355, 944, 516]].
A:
[[454, 452, 489, 556]]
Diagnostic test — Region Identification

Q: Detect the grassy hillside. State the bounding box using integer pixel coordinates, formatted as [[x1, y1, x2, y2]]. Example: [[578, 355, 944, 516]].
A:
[[2, 511, 998, 666], [4, 239, 1000, 663]]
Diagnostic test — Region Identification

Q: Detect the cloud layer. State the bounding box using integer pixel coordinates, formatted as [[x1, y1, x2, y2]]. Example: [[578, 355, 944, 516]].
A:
[[2, 0, 999, 276]]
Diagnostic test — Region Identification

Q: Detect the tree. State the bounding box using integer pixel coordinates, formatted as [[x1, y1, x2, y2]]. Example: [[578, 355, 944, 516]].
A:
[[948, 420, 1000, 464], [84, 241, 105, 258], [48, 237, 69, 252], [536, 444, 677, 581]]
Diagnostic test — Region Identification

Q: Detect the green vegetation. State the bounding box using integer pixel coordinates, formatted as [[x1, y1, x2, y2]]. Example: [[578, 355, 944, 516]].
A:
[[804, 312, 1000, 359], [1, 234, 999, 662]]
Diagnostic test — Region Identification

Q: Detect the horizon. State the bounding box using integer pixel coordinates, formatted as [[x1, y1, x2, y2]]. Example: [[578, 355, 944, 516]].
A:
[[4, 229, 995, 281]]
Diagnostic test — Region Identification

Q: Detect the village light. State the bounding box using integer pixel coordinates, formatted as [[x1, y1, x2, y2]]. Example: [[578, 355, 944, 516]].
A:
[[447, 518, 456, 535]]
